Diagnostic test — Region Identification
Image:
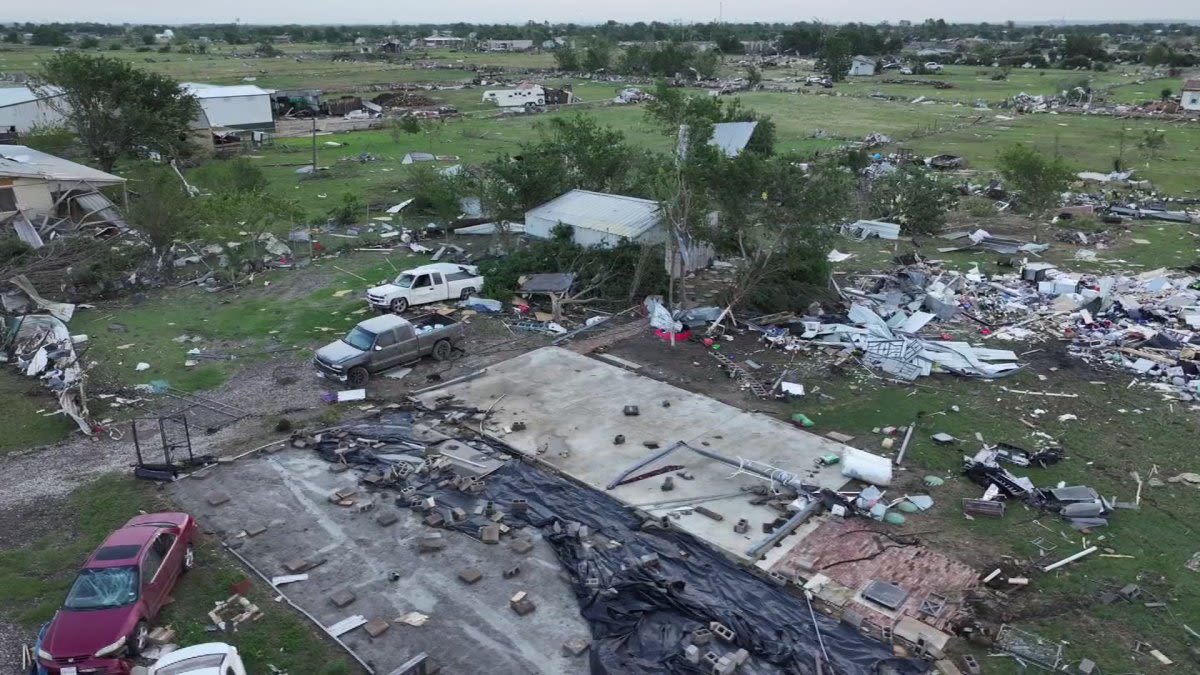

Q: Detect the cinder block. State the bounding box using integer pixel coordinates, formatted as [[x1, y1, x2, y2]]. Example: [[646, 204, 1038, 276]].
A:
[[503, 565, 521, 579], [510, 591, 536, 615], [684, 645, 701, 664], [511, 539, 534, 554], [364, 618, 390, 638], [709, 622, 735, 643], [713, 656, 737, 675], [450, 507, 467, 522], [418, 532, 446, 553], [423, 512, 445, 528], [561, 638, 590, 657], [375, 511, 398, 527], [330, 589, 356, 608], [480, 524, 501, 544], [731, 648, 749, 666], [244, 524, 267, 537], [691, 627, 713, 645], [959, 654, 982, 675], [702, 652, 720, 668], [206, 493, 230, 507], [458, 568, 482, 585]]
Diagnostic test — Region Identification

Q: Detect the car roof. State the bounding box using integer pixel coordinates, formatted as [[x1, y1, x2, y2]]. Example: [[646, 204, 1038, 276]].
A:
[[85, 522, 164, 568], [357, 314, 407, 333]]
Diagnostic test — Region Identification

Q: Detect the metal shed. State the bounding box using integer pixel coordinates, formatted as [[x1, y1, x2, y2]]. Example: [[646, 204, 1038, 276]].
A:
[[524, 189, 662, 248], [0, 86, 65, 134], [182, 83, 275, 131]]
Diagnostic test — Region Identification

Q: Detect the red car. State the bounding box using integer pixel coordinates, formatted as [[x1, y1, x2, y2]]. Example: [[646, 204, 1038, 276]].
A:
[[37, 512, 197, 675]]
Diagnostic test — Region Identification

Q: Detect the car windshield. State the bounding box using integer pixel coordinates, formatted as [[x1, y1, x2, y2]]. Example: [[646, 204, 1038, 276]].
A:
[[342, 327, 375, 351], [153, 653, 227, 675], [64, 566, 138, 610], [393, 274, 416, 288]]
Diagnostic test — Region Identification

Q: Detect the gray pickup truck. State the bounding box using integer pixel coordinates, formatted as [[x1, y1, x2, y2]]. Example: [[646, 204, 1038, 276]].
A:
[[313, 313, 465, 387]]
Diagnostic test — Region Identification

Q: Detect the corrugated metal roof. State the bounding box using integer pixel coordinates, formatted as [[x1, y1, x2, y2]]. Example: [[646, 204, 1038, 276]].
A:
[[1184, 79, 1200, 91], [709, 121, 758, 158], [0, 145, 125, 186], [182, 83, 273, 99], [0, 86, 62, 108], [72, 191, 128, 229], [526, 189, 660, 239]]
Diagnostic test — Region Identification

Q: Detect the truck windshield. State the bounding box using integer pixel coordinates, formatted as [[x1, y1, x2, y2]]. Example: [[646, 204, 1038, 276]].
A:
[[393, 274, 416, 288], [64, 566, 139, 610], [342, 327, 376, 351]]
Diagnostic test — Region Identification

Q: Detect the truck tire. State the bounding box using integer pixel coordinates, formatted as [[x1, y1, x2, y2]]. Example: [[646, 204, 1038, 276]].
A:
[[347, 367, 369, 388], [432, 339, 453, 361], [390, 297, 408, 313], [459, 287, 475, 300]]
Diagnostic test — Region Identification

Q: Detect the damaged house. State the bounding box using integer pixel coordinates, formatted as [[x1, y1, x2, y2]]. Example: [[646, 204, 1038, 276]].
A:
[[1, 145, 129, 249]]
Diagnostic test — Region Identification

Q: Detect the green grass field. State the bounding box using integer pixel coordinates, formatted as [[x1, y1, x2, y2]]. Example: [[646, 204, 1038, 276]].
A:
[[0, 473, 354, 674]]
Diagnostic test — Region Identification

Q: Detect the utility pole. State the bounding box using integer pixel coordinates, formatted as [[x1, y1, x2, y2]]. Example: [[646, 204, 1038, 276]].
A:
[[311, 116, 317, 172]]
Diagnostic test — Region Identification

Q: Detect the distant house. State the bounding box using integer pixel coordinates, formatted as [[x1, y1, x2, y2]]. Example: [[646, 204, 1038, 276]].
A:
[[481, 39, 534, 52], [0, 86, 66, 134], [1183, 79, 1200, 112], [848, 56, 877, 76], [182, 83, 275, 131], [416, 34, 464, 49], [525, 189, 663, 248], [154, 29, 174, 44]]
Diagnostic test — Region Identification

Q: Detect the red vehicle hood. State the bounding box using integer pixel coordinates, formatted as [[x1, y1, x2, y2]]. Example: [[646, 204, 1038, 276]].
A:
[[42, 607, 136, 659]]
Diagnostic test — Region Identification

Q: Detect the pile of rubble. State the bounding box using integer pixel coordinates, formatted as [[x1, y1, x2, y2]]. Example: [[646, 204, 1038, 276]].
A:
[[745, 259, 1200, 396]]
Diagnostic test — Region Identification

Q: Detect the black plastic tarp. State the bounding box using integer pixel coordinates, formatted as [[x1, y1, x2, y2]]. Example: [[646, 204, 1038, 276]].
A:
[[316, 415, 927, 675]]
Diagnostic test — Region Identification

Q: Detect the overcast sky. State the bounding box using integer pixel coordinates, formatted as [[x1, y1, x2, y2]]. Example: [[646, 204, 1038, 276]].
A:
[[6, 1, 1196, 25]]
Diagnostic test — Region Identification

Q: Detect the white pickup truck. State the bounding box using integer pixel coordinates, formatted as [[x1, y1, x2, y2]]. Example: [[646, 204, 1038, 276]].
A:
[[148, 643, 246, 675], [366, 263, 484, 313]]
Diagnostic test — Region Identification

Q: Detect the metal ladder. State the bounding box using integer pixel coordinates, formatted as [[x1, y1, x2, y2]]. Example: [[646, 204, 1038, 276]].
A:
[[709, 350, 769, 398]]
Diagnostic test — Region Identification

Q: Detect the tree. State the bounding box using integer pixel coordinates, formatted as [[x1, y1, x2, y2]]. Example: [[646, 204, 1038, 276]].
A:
[[326, 192, 365, 226], [1144, 42, 1171, 66], [1161, 87, 1174, 101], [746, 64, 763, 89], [581, 40, 612, 71], [35, 53, 199, 171], [128, 167, 196, 274], [867, 167, 959, 234], [400, 164, 472, 222], [3, 31, 20, 44], [1138, 128, 1166, 158], [78, 35, 100, 49], [195, 175, 302, 286], [996, 144, 1074, 215], [819, 35, 851, 82], [191, 157, 269, 194], [553, 46, 580, 71], [31, 25, 70, 46]]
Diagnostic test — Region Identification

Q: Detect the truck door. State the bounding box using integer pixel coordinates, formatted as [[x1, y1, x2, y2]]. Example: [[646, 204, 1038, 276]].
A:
[[373, 328, 402, 369], [409, 274, 437, 306], [394, 322, 419, 362]]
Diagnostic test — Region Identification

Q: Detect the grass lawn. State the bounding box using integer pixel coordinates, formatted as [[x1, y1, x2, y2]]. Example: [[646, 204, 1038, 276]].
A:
[[0, 473, 355, 674], [898, 111, 1200, 195], [72, 251, 431, 392], [0, 373, 76, 454]]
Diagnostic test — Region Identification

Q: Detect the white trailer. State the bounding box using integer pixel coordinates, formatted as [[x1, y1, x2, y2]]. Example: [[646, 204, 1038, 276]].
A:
[[481, 86, 545, 109]]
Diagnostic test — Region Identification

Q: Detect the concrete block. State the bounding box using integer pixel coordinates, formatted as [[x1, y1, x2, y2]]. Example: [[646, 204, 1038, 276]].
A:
[[375, 511, 398, 527], [713, 655, 736, 675], [709, 622, 735, 643], [450, 507, 467, 522], [244, 524, 267, 537], [480, 524, 501, 544], [561, 638, 590, 657], [503, 565, 521, 579], [510, 499, 528, 516], [731, 648, 749, 666], [733, 518, 749, 534], [206, 493, 230, 507], [423, 512, 445, 528], [329, 463, 349, 473], [330, 589, 357, 608], [510, 591, 536, 615], [959, 654, 981, 675], [1077, 658, 1097, 674], [364, 618, 390, 638], [702, 652, 720, 669], [691, 627, 713, 645], [511, 538, 534, 554], [458, 568, 482, 585], [418, 532, 446, 553], [282, 559, 309, 573], [684, 645, 701, 664], [639, 553, 660, 569], [933, 660, 964, 675]]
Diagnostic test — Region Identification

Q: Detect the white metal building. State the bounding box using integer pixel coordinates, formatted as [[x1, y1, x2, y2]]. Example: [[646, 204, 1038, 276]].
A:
[[0, 86, 66, 133], [848, 56, 877, 76], [524, 189, 663, 248], [1183, 79, 1200, 112], [182, 83, 275, 131], [481, 86, 545, 108]]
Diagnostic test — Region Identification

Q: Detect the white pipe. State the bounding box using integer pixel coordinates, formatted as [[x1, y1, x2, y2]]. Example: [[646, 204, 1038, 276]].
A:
[[1042, 546, 1097, 572]]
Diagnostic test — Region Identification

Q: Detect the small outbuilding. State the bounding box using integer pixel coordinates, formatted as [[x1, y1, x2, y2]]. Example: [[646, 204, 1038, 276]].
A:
[[182, 83, 275, 132], [524, 189, 663, 248], [848, 56, 877, 77], [1183, 79, 1200, 112], [0, 86, 66, 135]]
